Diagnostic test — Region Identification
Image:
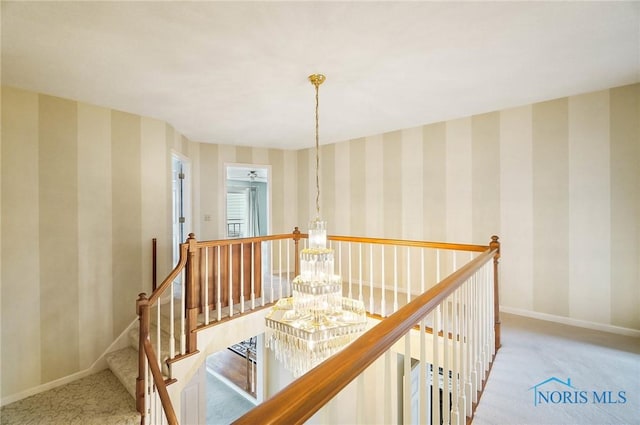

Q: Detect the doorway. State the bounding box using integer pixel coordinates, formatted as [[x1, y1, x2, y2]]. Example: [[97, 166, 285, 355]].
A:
[[225, 164, 270, 238], [172, 153, 191, 269]]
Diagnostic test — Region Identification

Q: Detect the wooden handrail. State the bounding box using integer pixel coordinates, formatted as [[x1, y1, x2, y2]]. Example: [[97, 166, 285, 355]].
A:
[[193, 232, 299, 248], [147, 243, 188, 306], [142, 338, 179, 425], [307, 233, 489, 252], [233, 246, 498, 425]]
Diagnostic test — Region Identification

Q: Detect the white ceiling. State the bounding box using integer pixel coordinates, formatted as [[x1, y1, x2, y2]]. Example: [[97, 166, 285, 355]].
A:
[[2, 1, 639, 150]]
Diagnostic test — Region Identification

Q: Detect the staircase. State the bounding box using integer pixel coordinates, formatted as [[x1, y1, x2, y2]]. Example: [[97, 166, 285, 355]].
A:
[[106, 299, 179, 403]]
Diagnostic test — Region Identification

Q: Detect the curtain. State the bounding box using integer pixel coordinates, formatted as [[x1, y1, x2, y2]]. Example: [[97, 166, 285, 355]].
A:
[[247, 186, 260, 237]]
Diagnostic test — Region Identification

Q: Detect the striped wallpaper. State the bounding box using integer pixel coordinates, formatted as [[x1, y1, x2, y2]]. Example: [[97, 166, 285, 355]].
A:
[[0, 86, 298, 400], [2, 87, 178, 398], [297, 83, 639, 334], [2, 83, 638, 401]]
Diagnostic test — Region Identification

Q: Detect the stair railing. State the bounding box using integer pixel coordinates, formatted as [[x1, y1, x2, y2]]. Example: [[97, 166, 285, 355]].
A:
[[136, 239, 188, 425], [138, 230, 500, 424], [233, 236, 500, 425], [136, 230, 302, 424]]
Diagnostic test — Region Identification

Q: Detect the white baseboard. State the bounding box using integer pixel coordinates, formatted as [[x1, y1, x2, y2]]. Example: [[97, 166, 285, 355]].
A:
[[1, 368, 95, 407], [500, 306, 640, 338], [1, 318, 138, 407]]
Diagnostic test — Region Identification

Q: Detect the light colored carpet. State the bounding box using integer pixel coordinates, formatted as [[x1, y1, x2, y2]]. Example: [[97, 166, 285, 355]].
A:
[[0, 369, 138, 425], [473, 313, 640, 425], [3, 313, 636, 425]]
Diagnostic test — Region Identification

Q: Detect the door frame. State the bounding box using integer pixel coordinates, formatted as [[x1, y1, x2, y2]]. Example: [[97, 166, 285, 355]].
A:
[[223, 163, 271, 238], [172, 152, 192, 265]]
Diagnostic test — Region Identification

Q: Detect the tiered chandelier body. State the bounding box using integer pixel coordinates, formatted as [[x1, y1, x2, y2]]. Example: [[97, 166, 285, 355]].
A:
[[265, 75, 367, 377]]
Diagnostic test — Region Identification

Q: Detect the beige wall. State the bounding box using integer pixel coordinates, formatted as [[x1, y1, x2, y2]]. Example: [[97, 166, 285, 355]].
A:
[[298, 83, 640, 331], [1, 87, 181, 398], [2, 82, 638, 401], [0, 86, 299, 400], [192, 142, 298, 240]]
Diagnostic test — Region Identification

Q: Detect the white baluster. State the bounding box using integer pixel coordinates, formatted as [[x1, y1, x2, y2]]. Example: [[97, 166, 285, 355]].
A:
[[251, 243, 255, 310], [432, 307, 441, 425], [406, 246, 411, 304], [393, 246, 398, 313], [473, 272, 481, 401], [278, 240, 282, 299], [286, 239, 291, 299], [381, 245, 386, 317], [481, 264, 488, 378], [240, 243, 245, 314], [384, 350, 395, 425], [156, 304, 161, 373], [180, 269, 186, 354], [462, 279, 471, 419], [216, 246, 222, 321], [204, 247, 209, 325], [451, 290, 459, 425], [358, 243, 363, 302], [369, 244, 374, 314], [170, 274, 175, 359], [489, 262, 496, 357], [453, 250, 457, 274], [436, 249, 441, 282], [348, 242, 353, 299], [420, 318, 428, 424], [484, 263, 492, 371], [229, 243, 234, 317], [337, 240, 341, 280], [270, 241, 274, 302], [443, 295, 450, 425], [420, 249, 425, 294], [403, 334, 412, 424]]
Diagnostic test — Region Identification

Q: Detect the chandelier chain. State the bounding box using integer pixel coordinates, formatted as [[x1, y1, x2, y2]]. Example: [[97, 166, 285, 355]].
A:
[[314, 81, 320, 219]]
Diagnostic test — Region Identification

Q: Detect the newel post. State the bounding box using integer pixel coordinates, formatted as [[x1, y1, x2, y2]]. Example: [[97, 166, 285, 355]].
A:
[[490, 235, 501, 350], [185, 233, 199, 353], [293, 227, 301, 276], [136, 292, 149, 418]]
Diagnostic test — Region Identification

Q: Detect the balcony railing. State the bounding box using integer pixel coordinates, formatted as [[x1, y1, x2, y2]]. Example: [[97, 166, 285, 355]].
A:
[[136, 229, 500, 424]]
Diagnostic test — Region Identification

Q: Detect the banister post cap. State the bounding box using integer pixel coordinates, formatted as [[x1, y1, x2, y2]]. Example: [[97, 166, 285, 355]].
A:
[[136, 293, 148, 315], [490, 235, 500, 259]]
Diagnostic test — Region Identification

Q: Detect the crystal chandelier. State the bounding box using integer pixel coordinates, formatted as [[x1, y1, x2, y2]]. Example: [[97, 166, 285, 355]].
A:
[[265, 74, 367, 377]]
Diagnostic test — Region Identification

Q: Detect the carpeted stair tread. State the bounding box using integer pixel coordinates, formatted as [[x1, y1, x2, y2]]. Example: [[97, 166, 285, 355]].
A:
[[105, 347, 138, 399], [128, 323, 176, 376]]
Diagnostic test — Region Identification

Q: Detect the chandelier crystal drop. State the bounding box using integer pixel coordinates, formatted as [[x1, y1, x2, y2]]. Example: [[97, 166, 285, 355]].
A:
[[264, 74, 367, 377]]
